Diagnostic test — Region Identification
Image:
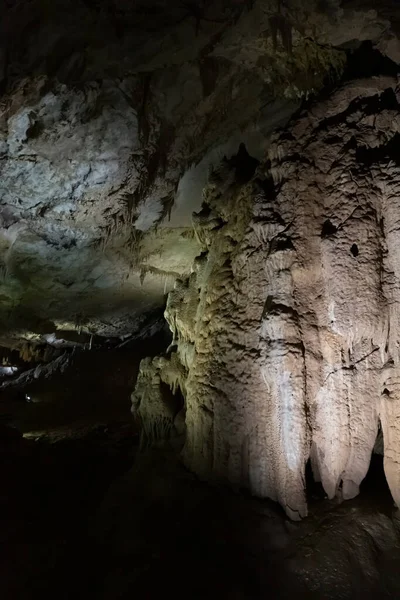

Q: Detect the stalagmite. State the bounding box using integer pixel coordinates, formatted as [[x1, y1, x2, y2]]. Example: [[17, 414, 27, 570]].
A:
[[133, 76, 400, 518]]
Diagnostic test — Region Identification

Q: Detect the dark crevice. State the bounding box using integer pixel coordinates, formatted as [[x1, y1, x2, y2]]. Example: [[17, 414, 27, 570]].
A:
[[315, 94, 368, 132], [275, 236, 295, 251], [356, 132, 400, 166], [198, 56, 220, 98], [227, 143, 260, 184], [317, 91, 397, 134], [254, 173, 276, 201], [281, 153, 313, 165], [295, 42, 399, 121], [305, 458, 325, 502], [360, 87, 399, 115], [315, 84, 399, 137], [360, 442, 392, 514], [350, 243, 359, 257], [269, 235, 295, 253], [321, 219, 338, 237], [159, 381, 184, 419], [262, 296, 297, 319], [343, 40, 400, 80]]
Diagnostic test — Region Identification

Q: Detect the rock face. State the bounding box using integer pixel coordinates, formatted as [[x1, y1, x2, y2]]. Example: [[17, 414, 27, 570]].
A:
[[133, 75, 400, 519], [0, 75, 202, 343], [2, 0, 400, 345], [3, 0, 400, 517]]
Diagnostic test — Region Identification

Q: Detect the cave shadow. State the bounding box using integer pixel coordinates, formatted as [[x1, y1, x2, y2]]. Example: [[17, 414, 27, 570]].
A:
[[359, 452, 394, 514], [305, 448, 394, 518], [0, 431, 399, 599], [0, 326, 171, 435]]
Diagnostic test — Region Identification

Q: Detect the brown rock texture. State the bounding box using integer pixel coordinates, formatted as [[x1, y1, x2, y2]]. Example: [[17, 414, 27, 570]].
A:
[[133, 75, 400, 519]]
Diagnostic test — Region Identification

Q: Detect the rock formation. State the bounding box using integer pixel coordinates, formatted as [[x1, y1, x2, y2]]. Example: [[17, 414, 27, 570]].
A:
[[133, 75, 400, 519], [1, 0, 399, 347], [2, 0, 400, 519]]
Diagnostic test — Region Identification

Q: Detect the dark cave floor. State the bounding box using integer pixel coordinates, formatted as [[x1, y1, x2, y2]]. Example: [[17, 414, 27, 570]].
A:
[[1, 424, 400, 600]]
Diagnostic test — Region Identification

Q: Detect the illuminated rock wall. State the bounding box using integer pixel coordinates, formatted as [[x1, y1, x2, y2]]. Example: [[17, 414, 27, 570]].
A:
[[134, 76, 400, 519]]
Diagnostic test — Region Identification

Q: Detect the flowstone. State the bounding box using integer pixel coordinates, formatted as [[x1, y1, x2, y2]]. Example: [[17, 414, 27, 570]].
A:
[[134, 77, 400, 519]]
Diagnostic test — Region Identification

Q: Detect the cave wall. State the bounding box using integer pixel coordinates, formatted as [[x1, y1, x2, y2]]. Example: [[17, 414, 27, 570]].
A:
[[3, 1, 400, 517], [1, 0, 400, 345], [133, 76, 400, 519]]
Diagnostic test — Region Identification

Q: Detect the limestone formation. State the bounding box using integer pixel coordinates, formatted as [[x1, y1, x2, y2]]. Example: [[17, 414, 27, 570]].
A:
[[2, 0, 400, 519], [1, 0, 399, 345], [132, 352, 186, 445], [133, 76, 400, 519]]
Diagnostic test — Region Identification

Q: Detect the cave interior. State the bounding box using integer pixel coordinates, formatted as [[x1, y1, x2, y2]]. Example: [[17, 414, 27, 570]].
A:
[[2, 1, 400, 599]]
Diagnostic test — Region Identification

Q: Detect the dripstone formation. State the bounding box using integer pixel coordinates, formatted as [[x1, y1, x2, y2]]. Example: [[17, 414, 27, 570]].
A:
[[133, 76, 400, 519]]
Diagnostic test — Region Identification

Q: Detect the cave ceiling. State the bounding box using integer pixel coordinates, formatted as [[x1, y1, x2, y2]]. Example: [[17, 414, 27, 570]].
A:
[[0, 0, 400, 347]]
